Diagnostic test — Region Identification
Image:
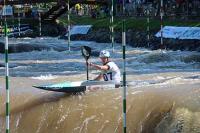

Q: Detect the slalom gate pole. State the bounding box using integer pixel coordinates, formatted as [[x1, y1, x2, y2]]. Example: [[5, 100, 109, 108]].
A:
[[18, 5, 21, 36], [111, 0, 114, 52], [122, 0, 126, 132], [39, 12, 41, 36], [160, 0, 164, 49], [147, 8, 150, 47], [38, 4, 42, 36], [67, 0, 71, 51], [3, 0, 10, 132], [0, 15, 2, 29]]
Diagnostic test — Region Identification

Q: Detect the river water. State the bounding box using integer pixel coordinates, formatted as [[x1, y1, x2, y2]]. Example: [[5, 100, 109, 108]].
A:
[[0, 37, 200, 133]]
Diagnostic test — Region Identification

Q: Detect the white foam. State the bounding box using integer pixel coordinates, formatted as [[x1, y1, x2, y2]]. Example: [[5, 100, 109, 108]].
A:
[[31, 74, 57, 80], [0, 37, 199, 78], [131, 91, 143, 95], [12, 66, 31, 69]]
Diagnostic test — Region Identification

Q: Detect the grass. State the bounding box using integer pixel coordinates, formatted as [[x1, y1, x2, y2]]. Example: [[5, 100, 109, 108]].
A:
[[59, 15, 200, 31]]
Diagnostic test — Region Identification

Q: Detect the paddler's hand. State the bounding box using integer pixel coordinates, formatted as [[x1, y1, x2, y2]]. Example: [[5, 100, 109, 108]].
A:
[[87, 62, 94, 67], [87, 62, 102, 70]]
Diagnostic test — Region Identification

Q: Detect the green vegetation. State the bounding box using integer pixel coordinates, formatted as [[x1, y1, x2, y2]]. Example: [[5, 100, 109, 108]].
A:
[[0, 18, 40, 27], [59, 15, 200, 31]]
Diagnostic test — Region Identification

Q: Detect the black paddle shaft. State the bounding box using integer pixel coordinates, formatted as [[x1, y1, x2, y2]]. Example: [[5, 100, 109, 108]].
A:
[[81, 46, 92, 80]]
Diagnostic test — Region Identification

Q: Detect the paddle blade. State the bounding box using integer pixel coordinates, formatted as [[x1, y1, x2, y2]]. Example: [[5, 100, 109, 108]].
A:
[[81, 46, 91, 60]]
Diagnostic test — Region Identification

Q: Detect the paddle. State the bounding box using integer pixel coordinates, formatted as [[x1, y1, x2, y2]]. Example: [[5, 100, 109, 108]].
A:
[[81, 46, 92, 80]]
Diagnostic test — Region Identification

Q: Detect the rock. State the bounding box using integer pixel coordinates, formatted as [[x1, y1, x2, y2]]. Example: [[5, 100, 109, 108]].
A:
[[2, 23, 200, 52], [197, 47, 200, 52], [0, 42, 51, 53], [0, 63, 5, 67], [65, 27, 200, 52], [0, 42, 4, 53], [182, 54, 200, 63], [9, 43, 51, 53]]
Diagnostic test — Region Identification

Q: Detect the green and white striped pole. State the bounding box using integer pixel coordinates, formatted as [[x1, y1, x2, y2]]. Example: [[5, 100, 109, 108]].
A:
[[110, 0, 114, 52], [67, 0, 71, 51], [3, 1, 10, 133], [122, 21, 127, 133], [122, 0, 126, 132]]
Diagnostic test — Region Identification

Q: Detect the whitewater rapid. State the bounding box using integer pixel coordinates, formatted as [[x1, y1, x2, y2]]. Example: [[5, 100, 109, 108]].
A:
[[0, 37, 200, 133]]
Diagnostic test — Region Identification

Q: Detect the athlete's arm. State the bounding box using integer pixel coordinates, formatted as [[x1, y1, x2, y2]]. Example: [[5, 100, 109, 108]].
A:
[[94, 74, 103, 81], [89, 62, 109, 71]]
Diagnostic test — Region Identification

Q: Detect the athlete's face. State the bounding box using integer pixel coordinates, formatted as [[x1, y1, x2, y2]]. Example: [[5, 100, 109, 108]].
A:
[[100, 57, 108, 64]]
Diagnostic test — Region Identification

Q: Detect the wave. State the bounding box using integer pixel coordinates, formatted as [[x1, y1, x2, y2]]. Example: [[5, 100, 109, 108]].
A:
[[1, 83, 199, 133], [31, 74, 58, 80], [156, 107, 200, 133]]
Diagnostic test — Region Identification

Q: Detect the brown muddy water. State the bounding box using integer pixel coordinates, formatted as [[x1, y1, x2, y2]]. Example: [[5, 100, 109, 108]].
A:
[[0, 72, 200, 133]]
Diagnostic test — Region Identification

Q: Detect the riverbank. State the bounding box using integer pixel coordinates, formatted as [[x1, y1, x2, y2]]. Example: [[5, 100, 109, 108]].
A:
[[1, 27, 199, 53], [0, 16, 199, 52], [60, 16, 200, 52], [61, 27, 200, 52]]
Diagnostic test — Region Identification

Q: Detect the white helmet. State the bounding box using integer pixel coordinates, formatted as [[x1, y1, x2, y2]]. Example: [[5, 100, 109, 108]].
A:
[[99, 50, 110, 58]]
